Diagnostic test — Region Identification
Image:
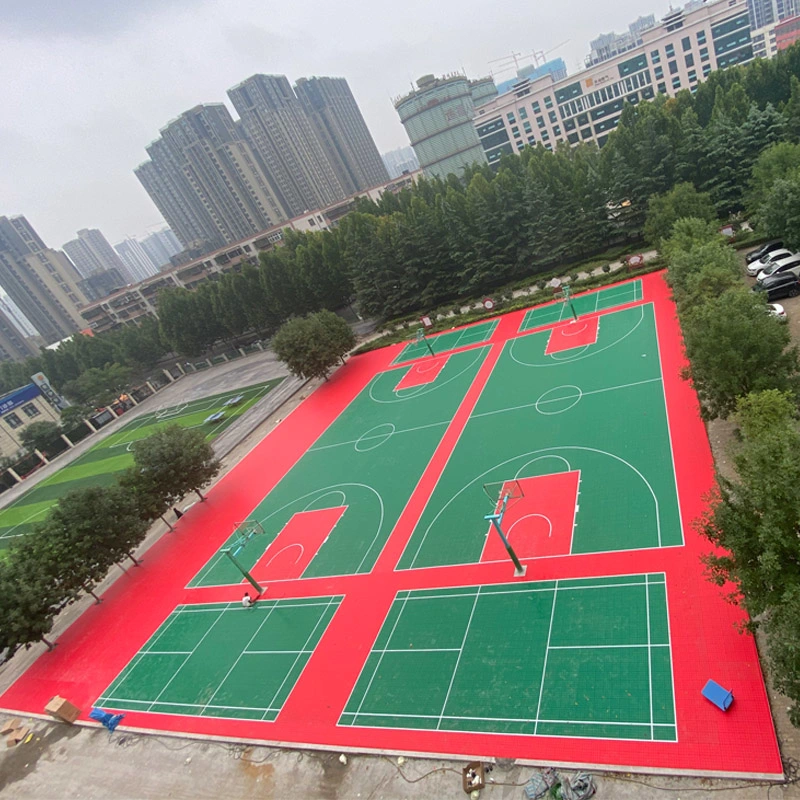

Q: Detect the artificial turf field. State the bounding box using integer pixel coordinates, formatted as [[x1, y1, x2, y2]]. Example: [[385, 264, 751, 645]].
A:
[[0, 379, 283, 548], [0, 272, 782, 779]]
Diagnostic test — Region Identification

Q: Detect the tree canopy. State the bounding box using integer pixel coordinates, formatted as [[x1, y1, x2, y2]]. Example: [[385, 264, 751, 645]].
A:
[[272, 310, 356, 381]]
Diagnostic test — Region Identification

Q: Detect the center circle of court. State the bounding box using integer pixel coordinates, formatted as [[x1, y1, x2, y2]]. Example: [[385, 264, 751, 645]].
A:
[[534, 385, 583, 415], [355, 423, 396, 452]]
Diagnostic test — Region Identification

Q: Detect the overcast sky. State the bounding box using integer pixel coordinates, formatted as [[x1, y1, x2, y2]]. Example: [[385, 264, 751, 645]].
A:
[[0, 0, 662, 248]]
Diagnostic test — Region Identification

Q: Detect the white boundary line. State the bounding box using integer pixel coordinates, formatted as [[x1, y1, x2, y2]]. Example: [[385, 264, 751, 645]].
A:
[[404, 445, 663, 570], [534, 583, 558, 735], [370, 346, 488, 404], [342, 572, 674, 742], [99, 597, 344, 719], [436, 587, 480, 730], [261, 596, 339, 721], [510, 304, 648, 368], [651, 302, 686, 547]]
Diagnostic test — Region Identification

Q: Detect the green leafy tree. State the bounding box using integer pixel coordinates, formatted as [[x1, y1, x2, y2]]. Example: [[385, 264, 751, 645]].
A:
[[61, 363, 132, 407], [59, 404, 93, 433], [746, 141, 800, 214], [119, 464, 176, 531], [272, 311, 356, 380], [697, 390, 800, 722], [643, 182, 717, 245], [0, 557, 59, 653], [20, 421, 62, 455], [130, 425, 221, 503], [757, 170, 800, 250], [681, 288, 799, 418]]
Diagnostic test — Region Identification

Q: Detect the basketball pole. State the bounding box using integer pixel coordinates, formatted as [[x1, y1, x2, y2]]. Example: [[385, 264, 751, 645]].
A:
[[484, 492, 527, 577], [223, 548, 263, 594], [563, 285, 578, 322]]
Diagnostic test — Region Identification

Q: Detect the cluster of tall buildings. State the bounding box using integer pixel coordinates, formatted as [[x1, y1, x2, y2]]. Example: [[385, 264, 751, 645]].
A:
[[135, 74, 389, 257]]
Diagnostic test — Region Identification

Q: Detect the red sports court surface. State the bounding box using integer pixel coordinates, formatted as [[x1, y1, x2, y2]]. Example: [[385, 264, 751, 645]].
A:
[[0, 273, 782, 779]]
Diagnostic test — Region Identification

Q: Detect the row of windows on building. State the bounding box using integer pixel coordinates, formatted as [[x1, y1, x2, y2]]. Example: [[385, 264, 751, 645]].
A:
[[5, 403, 41, 429]]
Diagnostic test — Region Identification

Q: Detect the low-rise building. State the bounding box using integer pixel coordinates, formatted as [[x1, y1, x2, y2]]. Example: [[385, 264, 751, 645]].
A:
[[0, 383, 61, 459], [79, 171, 422, 332]]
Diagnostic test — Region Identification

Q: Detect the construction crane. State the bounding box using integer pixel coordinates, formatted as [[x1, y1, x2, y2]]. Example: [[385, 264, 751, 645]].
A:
[[489, 40, 570, 80]]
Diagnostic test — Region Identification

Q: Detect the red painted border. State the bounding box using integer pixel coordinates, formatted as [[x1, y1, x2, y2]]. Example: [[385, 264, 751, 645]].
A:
[[0, 273, 782, 778]]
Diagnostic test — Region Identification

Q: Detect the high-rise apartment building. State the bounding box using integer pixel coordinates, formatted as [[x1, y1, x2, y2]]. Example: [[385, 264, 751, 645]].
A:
[[114, 237, 159, 283], [473, 0, 754, 162], [0, 306, 40, 362], [747, 0, 799, 29], [395, 74, 489, 180], [135, 138, 222, 252], [63, 228, 130, 280], [228, 74, 346, 216], [136, 106, 288, 252], [295, 76, 389, 194], [140, 228, 181, 270], [382, 146, 420, 179], [0, 216, 86, 345]]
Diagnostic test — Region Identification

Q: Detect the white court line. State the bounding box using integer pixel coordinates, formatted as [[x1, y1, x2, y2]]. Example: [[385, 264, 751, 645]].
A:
[[398, 578, 654, 601], [646, 577, 654, 740], [308, 419, 449, 452], [201, 602, 280, 714], [534, 583, 558, 736], [370, 346, 488, 404], [436, 588, 480, 730], [509, 304, 648, 368], [548, 643, 668, 650], [471, 377, 662, 420], [172, 599, 336, 612], [407, 444, 662, 568], [146, 603, 232, 712], [345, 710, 673, 727], [261, 596, 338, 721], [351, 594, 411, 723], [651, 303, 686, 548]]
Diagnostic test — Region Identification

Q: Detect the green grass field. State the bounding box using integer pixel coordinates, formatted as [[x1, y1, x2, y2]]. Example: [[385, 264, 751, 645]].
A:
[[0, 379, 284, 548]]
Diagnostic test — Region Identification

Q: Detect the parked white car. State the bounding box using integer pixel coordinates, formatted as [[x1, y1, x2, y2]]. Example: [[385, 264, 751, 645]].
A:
[[746, 248, 793, 276], [768, 303, 787, 319], [756, 253, 800, 282]]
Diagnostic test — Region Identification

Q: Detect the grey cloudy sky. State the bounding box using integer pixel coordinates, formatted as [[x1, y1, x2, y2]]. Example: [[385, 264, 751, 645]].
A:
[[1, 0, 657, 248]]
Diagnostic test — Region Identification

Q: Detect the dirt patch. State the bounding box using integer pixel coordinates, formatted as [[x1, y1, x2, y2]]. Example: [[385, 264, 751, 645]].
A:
[[0, 722, 82, 795]]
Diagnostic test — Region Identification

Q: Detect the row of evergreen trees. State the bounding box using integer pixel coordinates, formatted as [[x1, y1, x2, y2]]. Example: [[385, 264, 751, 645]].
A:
[[5, 46, 800, 396]]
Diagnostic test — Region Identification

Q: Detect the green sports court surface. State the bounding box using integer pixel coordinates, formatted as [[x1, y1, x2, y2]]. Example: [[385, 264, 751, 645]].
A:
[[0, 379, 283, 547], [519, 280, 642, 332], [1, 274, 781, 778], [96, 596, 342, 721], [340, 574, 674, 741]]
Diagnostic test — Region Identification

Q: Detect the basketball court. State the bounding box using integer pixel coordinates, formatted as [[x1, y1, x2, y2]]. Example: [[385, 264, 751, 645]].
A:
[[0, 273, 782, 780]]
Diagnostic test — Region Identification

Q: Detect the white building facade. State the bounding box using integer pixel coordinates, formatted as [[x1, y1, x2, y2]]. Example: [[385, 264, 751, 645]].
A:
[[474, 0, 753, 161]]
